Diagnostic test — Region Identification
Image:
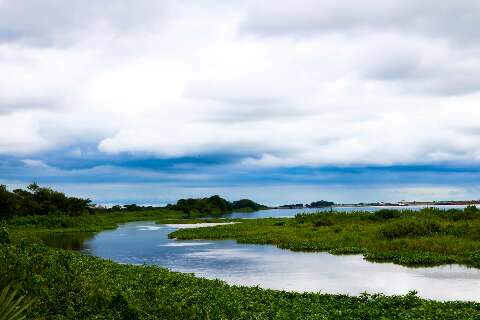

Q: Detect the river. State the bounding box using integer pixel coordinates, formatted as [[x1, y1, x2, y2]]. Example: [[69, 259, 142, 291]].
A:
[[42, 220, 480, 302], [221, 205, 471, 219]]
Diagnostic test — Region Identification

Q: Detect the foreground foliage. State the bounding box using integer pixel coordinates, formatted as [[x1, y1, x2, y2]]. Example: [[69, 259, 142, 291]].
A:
[[0, 283, 35, 320], [1, 240, 480, 319], [171, 206, 480, 267]]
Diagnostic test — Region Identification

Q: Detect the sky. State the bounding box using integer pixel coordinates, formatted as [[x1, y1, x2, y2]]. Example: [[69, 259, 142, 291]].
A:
[[1, 0, 480, 205]]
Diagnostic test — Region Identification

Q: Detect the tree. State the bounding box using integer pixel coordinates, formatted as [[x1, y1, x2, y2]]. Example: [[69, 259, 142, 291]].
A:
[[0, 185, 16, 219], [1, 184, 92, 217]]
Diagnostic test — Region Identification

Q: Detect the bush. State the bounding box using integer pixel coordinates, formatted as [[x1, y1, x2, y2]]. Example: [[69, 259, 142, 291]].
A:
[[373, 209, 401, 220], [313, 217, 334, 227], [378, 219, 442, 239], [440, 206, 479, 221], [0, 227, 9, 244]]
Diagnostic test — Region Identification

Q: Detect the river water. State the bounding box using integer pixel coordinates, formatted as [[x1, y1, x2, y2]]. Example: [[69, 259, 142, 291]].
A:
[[43, 220, 480, 302], [221, 205, 470, 219]]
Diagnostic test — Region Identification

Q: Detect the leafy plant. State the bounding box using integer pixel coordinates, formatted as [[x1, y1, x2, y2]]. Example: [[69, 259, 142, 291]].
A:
[[0, 284, 35, 320], [1, 242, 479, 319], [0, 228, 9, 245]]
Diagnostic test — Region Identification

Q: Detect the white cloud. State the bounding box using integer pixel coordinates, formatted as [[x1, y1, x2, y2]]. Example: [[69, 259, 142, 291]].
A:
[[1, 0, 480, 167]]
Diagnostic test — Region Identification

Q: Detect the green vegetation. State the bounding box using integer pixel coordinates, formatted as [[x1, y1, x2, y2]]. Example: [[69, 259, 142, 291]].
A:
[[231, 199, 268, 212], [0, 183, 92, 218], [1, 239, 480, 319], [278, 203, 304, 209], [4, 210, 208, 247], [0, 283, 36, 320], [306, 200, 335, 208], [166, 195, 267, 216], [3, 197, 480, 318], [171, 207, 480, 267], [0, 184, 267, 222]]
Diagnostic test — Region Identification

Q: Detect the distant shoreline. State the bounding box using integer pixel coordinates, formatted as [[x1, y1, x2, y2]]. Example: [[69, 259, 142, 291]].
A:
[[271, 201, 480, 209]]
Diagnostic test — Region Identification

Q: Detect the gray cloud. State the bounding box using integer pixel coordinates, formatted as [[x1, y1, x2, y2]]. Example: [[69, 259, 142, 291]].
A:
[[1, 0, 480, 166], [241, 0, 480, 44], [363, 50, 423, 81], [240, 1, 480, 96], [363, 49, 480, 96], [0, 0, 168, 46]]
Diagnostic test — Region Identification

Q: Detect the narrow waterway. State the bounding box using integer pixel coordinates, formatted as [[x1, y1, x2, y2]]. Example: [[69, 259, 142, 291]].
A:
[[42, 221, 480, 302]]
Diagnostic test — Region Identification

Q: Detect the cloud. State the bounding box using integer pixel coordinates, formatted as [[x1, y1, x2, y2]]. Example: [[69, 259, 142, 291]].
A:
[[0, 0, 169, 46], [3, 155, 480, 204], [1, 0, 480, 169], [241, 0, 480, 43]]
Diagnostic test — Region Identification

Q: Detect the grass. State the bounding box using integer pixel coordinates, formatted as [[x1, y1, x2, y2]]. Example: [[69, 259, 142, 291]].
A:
[[3, 207, 480, 318], [4, 210, 244, 248], [170, 207, 480, 267], [4, 209, 212, 242], [1, 241, 480, 319]]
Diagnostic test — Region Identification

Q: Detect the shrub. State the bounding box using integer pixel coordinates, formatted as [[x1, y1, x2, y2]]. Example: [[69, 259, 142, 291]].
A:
[[373, 209, 401, 220], [441, 206, 479, 221], [313, 217, 334, 227], [0, 227, 9, 244], [378, 219, 442, 239]]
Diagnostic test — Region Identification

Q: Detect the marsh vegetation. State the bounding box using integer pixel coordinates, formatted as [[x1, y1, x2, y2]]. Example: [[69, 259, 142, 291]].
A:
[[2, 237, 480, 319], [171, 207, 480, 267], [3, 199, 480, 318]]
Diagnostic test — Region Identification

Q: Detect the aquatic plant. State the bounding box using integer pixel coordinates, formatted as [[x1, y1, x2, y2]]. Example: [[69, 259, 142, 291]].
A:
[[1, 242, 479, 319], [172, 207, 480, 268], [4, 206, 480, 318]]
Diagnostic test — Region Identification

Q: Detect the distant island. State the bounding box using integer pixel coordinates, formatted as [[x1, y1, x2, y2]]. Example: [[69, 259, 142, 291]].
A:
[[166, 195, 268, 216], [307, 200, 335, 208], [273, 200, 335, 209]]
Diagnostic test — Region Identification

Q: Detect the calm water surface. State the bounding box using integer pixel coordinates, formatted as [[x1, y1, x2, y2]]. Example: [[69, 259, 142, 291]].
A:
[[224, 205, 470, 219], [52, 221, 480, 302]]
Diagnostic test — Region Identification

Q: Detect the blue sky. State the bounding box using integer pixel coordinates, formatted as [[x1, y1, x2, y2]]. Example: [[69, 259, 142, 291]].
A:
[[1, 0, 480, 205], [1, 149, 480, 205]]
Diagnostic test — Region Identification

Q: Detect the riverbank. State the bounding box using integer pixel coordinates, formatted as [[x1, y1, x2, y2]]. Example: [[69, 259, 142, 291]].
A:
[[2, 239, 480, 319], [5, 209, 238, 241], [3, 207, 480, 318]]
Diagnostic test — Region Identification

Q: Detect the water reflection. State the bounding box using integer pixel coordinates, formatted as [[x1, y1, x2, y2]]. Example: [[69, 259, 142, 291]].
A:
[[38, 232, 94, 250], [46, 221, 480, 302]]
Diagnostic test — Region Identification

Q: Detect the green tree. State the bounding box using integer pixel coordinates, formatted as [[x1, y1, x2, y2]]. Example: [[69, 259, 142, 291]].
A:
[[0, 185, 16, 219]]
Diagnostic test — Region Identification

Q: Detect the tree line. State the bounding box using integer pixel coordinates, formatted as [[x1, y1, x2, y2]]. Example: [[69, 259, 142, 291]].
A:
[[0, 184, 269, 218], [166, 195, 268, 216], [0, 183, 92, 218]]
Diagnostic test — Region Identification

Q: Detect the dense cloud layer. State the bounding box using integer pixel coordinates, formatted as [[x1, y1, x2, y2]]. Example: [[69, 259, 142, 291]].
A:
[[242, 0, 480, 42], [1, 0, 480, 167]]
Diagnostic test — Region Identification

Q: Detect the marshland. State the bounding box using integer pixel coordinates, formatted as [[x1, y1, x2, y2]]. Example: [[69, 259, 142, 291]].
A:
[[3, 184, 480, 319]]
